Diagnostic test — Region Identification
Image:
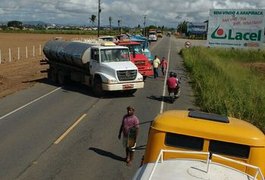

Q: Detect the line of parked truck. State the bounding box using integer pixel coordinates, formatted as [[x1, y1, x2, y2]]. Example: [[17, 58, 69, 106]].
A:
[[43, 34, 156, 97]]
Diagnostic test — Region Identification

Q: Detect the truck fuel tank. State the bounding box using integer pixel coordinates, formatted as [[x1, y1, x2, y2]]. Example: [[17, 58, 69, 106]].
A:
[[43, 40, 92, 67]]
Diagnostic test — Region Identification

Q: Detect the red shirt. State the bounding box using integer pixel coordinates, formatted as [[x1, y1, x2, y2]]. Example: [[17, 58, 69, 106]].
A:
[[167, 77, 178, 88], [161, 59, 168, 68], [122, 114, 139, 137]]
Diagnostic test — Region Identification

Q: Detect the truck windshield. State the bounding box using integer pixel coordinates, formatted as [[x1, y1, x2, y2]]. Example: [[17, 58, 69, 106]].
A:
[[100, 49, 130, 62], [128, 45, 143, 54]]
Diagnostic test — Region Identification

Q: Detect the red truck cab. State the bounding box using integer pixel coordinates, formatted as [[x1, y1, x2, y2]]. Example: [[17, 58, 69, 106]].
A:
[[116, 40, 153, 80]]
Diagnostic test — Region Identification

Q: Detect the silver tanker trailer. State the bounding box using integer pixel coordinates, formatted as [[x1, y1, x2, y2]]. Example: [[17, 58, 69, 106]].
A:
[[43, 39, 144, 96]]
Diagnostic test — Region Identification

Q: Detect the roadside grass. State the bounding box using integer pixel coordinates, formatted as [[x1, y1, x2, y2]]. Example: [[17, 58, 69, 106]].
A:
[[181, 46, 265, 132]]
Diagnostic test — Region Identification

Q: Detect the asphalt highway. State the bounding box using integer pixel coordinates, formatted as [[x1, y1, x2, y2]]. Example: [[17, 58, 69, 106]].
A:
[[0, 36, 200, 180]]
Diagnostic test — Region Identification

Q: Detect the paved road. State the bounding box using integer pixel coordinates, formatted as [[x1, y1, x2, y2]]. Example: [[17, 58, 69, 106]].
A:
[[0, 36, 199, 180]]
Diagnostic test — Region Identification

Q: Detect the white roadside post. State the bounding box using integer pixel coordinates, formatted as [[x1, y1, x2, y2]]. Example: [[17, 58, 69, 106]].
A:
[[18, 47, 20, 60], [9, 48, 11, 62], [25, 46, 28, 59], [39, 44, 42, 56], [33, 45, 35, 57]]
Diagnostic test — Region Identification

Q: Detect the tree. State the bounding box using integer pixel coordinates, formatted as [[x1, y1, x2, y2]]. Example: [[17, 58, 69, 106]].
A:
[[177, 21, 188, 34], [109, 16, 112, 29], [89, 14, 97, 27], [7, 21, 23, 29]]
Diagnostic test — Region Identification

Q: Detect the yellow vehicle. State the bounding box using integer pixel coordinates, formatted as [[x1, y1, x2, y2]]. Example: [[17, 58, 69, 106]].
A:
[[133, 110, 265, 180]]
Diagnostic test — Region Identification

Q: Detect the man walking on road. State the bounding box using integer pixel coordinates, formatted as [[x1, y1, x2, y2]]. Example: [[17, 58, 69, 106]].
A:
[[152, 55, 160, 79], [118, 106, 139, 166]]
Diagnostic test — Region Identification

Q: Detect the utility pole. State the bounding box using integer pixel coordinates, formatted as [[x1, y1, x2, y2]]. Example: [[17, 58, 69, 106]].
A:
[[143, 15, 146, 36], [97, 0, 101, 37]]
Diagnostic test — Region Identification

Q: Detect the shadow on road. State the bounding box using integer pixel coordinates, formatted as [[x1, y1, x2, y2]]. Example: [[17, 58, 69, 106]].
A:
[[24, 77, 136, 99], [147, 95, 179, 104], [89, 147, 125, 162]]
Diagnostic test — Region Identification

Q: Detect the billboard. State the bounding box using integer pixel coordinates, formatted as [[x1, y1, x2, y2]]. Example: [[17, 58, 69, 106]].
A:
[[207, 9, 265, 48], [187, 22, 207, 35]]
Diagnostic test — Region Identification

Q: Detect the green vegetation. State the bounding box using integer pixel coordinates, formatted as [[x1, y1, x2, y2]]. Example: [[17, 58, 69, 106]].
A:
[[0, 29, 120, 36], [181, 46, 265, 132]]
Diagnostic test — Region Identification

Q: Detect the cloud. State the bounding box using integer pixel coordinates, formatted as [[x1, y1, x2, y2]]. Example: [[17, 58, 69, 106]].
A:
[[0, 0, 264, 27]]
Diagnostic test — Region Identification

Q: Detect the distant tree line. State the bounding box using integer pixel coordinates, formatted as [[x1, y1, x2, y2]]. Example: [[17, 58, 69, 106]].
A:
[[0, 17, 176, 37]]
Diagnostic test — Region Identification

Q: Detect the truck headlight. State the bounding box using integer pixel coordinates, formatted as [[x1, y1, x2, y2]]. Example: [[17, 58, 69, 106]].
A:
[[107, 79, 118, 84]]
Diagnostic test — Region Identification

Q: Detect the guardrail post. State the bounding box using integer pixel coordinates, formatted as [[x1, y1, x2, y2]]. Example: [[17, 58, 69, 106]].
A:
[[0, 49, 1, 64]]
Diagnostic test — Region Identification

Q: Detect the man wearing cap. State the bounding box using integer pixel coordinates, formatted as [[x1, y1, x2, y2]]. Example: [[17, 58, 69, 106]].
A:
[[118, 106, 140, 166]]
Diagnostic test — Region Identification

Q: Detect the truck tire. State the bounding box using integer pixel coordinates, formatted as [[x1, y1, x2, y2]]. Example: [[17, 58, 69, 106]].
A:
[[93, 77, 104, 97], [57, 71, 65, 85], [48, 68, 57, 83]]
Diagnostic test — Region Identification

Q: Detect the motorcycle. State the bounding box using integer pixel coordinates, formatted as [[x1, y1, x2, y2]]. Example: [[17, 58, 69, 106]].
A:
[[168, 85, 180, 103], [167, 74, 181, 103]]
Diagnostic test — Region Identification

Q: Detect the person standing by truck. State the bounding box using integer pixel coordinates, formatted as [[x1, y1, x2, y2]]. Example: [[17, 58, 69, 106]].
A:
[[160, 57, 168, 76], [118, 106, 140, 166], [152, 55, 160, 79]]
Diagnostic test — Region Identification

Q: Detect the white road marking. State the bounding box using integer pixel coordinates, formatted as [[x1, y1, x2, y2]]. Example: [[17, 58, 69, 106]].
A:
[[54, 113, 87, 144], [160, 43, 171, 114], [0, 87, 61, 120]]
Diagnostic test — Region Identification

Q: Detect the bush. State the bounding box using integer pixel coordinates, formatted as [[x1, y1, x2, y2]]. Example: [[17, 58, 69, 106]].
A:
[[182, 46, 265, 132]]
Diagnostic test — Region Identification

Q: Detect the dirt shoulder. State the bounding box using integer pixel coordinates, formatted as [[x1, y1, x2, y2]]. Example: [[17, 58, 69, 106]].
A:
[[0, 33, 94, 99]]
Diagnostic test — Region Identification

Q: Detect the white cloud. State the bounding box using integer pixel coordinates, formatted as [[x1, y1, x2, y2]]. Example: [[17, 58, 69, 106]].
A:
[[0, 0, 264, 27]]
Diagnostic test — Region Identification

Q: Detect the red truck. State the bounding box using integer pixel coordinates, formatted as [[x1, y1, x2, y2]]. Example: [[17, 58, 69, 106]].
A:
[[116, 40, 153, 80]]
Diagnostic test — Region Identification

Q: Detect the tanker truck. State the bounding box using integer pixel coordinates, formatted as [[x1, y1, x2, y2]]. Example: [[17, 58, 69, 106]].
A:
[[43, 39, 144, 97]]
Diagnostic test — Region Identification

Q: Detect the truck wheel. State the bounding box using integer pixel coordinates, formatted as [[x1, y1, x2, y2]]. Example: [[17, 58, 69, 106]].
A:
[[48, 69, 57, 83], [57, 71, 65, 85], [93, 78, 104, 97]]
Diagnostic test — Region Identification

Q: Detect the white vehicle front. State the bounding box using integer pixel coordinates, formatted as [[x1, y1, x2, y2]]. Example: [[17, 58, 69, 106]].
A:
[[89, 43, 144, 95], [148, 32, 157, 41]]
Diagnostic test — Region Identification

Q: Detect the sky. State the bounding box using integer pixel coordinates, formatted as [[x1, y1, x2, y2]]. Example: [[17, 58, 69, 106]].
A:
[[0, 0, 265, 28]]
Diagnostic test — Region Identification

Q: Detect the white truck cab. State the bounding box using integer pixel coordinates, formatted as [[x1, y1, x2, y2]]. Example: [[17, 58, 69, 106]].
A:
[[148, 30, 158, 41]]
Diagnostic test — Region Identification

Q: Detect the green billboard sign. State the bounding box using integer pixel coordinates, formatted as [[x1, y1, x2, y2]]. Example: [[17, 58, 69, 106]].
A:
[[207, 9, 265, 48]]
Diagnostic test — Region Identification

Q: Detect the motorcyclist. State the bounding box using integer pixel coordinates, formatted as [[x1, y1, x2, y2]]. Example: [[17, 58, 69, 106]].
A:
[[167, 72, 180, 97]]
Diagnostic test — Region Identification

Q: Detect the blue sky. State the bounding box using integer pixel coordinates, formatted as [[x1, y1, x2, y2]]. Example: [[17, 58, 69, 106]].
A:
[[0, 0, 264, 27]]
